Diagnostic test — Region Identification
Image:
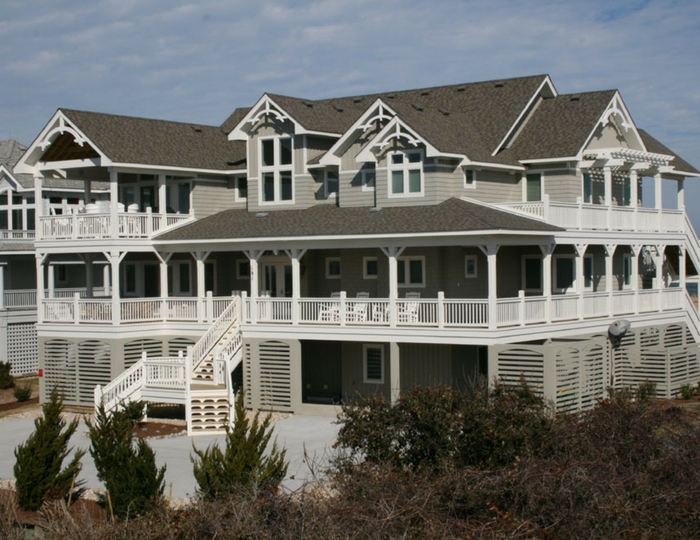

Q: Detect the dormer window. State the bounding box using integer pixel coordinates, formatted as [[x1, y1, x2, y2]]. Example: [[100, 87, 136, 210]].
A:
[[325, 170, 339, 199], [260, 137, 293, 203], [389, 149, 423, 197]]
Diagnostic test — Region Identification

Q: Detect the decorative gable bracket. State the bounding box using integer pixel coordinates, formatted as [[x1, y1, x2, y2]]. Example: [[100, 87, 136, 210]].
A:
[[600, 94, 633, 132], [38, 117, 87, 151], [372, 122, 422, 150], [244, 99, 289, 126]]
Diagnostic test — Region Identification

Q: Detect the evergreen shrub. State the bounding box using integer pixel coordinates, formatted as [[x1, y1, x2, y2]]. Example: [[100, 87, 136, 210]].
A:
[[13, 383, 32, 402], [0, 361, 14, 389]]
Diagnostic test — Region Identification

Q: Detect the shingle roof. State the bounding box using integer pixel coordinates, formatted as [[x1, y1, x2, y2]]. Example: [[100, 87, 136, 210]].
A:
[[501, 91, 617, 161], [638, 129, 699, 175], [0, 140, 27, 169], [155, 197, 560, 243], [59, 109, 246, 171]]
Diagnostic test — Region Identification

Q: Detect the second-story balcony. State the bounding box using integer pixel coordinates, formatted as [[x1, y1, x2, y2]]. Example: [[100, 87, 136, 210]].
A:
[[38, 210, 192, 241], [496, 196, 685, 233]]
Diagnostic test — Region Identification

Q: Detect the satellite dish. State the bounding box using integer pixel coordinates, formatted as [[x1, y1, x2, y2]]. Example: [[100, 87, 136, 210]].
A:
[[608, 319, 631, 338]]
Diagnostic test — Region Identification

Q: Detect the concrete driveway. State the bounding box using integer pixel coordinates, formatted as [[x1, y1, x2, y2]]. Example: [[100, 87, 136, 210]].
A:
[[0, 411, 341, 500]]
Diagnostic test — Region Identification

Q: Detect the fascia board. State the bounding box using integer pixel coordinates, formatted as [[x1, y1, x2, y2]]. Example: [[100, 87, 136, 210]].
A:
[[109, 163, 232, 176], [0, 166, 19, 190], [492, 75, 557, 156], [520, 156, 579, 165]]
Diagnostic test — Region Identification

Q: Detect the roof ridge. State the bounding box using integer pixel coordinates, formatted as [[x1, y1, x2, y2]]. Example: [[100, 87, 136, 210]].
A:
[[60, 108, 221, 130]]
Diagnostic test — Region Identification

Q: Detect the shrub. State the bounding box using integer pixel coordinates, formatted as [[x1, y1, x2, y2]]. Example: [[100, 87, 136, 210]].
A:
[[13, 384, 32, 402], [0, 361, 14, 389], [13, 387, 84, 511], [335, 378, 552, 472], [192, 391, 288, 500], [680, 383, 696, 400], [86, 401, 166, 519]]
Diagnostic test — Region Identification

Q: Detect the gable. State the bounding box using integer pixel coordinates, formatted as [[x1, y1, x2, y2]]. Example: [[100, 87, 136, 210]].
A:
[[584, 93, 644, 153]]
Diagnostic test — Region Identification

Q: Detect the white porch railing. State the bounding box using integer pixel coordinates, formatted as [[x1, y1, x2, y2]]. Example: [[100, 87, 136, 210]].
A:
[[41, 294, 234, 324], [38, 212, 192, 241], [190, 297, 240, 373], [242, 288, 684, 330], [1, 287, 108, 309], [496, 197, 685, 233], [0, 230, 36, 240]]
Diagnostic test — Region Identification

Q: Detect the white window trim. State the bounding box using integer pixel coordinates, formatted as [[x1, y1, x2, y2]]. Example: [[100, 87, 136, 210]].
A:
[[464, 169, 476, 189], [522, 255, 543, 293], [259, 136, 294, 205], [465, 255, 478, 278], [397, 256, 425, 288], [583, 254, 594, 291], [235, 176, 248, 202], [552, 254, 576, 294], [361, 167, 376, 192], [363, 344, 384, 384], [324, 170, 339, 199], [388, 149, 424, 198], [236, 260, 250, 280], [326, 257, 341, 279], [363, 256, 378, 280]]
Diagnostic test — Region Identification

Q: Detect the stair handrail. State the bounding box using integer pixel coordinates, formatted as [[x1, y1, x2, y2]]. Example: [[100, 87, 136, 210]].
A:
[[684, 213, 700, 266], [190, 296, 240, 373], [683, 289, 700, 343], [95, 359, 145, 412], [213, 326, 243, 386]]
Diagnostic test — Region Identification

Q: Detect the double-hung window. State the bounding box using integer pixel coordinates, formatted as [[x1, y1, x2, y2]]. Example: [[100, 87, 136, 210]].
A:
[[583, 172, 593, 203], [553, 255, 575, 293], [260, 137, 293, 203], [464, 169, 476, 189], [325, 170, 339, 199], [522, 256, 542, 293], [526, 173, 542, 202], [363, 344, 384, 384], [397, 256, 425, 287], [361, 166, 376, 192], [389, 150, 423, 197]]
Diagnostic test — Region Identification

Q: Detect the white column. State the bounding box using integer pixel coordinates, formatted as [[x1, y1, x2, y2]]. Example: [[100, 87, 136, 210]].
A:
[[103, 265, 111, 297], [604, 244, 615, 316], [84, 178, 92, 206], [36, 254, 46, 323], [604, 166, 612, 229], [574, 244, 587, 319], [109, 169, 119, 238], [34, 177, 43, 240], [479, 244, 500, 330], [381, 246, 405, 327], [655, 245, 665, 288], [84, 254, 94, 298], [631, 245, 642, 314], [245, 250, 263, 323], [540, 243, 553, 323], [654, 173, 663, 210], [285, 248, 307, 324], [679, 245, 686, 289], [630, 170, 638, 209], [158, 174, 167, 216], [0, 265, 5, 310], [110, 251, 122, 325], [48, 265, 55, 298], [678, 178, 685, 212], [193, 251, 210, 323], [389, 342, 400, 405]]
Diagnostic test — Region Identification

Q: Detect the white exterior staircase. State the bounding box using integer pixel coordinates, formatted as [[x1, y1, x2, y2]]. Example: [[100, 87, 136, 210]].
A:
[[95, 296, 244, 436]]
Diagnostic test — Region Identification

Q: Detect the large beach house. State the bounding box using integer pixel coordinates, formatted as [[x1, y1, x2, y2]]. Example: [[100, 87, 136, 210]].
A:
[[4, 74, 700, 434]]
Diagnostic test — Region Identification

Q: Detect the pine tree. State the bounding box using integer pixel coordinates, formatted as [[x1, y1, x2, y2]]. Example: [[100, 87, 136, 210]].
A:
[[192, 391, 288, 500], [86, 401, 166, 519], [13, 388, 84, 511]]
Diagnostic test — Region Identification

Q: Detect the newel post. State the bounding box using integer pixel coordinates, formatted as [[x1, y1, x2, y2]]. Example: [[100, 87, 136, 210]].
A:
[[437, 291, 445, 328]]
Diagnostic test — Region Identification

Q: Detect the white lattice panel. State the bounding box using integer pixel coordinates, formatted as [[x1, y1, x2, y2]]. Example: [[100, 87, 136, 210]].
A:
[[7, 322, 38, 376]]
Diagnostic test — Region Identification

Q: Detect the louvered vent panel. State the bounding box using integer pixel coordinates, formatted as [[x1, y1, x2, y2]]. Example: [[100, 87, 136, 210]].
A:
[[44, 339, 78, 404], [244, 343, 253, 409], [497, 348, 544, 395], [123, 339, 163, 368], [258, 341, 292, 412], [555, 347, 580, 413], [168, 338, 195, 357], [664, 325, 684, 348], [77, 340, 112, 405]]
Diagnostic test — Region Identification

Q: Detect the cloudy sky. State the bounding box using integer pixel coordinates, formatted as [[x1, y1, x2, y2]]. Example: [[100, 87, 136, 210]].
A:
[[1, 0, 699, 216]]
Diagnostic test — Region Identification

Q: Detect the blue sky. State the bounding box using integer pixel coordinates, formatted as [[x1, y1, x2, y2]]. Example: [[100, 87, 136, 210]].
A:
[[1, 0, 699, 216]]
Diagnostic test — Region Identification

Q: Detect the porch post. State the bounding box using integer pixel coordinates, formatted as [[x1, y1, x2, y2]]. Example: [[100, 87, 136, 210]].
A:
[[629, 170, 638, 209], [540, 243, 553, 324], [479, 244, 500, 330], [109, 250, 123, 325], [381, 246, 405, 327], [109, 169, 119, 238], [655, 244, 666, 289], [604, 166, 612, 230], [158, 174, 167, 219], [604, 244, 615, 316], [36, 253, 46, 323], [84, 178, 92, 206], [103, 264, 111, 297], [574, 244, 587, 319], [285, 248, 307, 324], [156, 252, 172, 298], [678, 178, 685, 212], [389, 342, 400, 405], [679, 245, 687, 289], [654, 172, 663, 210], [0, 265, 5, 310], [83, 254, 94, 298], [245, 250, 264, 323], [48, 264, 55, 298], [192, 251, 210, 323], [631, 245, 642, 314], [34, 176, 43, 241]]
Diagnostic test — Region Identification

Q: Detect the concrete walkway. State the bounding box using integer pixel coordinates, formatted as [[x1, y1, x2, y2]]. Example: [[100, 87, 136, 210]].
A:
[[0, 411, 341, 500]]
